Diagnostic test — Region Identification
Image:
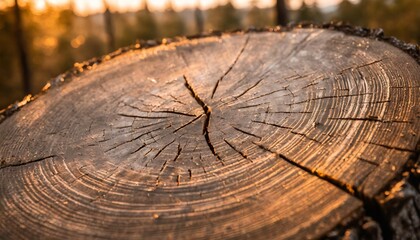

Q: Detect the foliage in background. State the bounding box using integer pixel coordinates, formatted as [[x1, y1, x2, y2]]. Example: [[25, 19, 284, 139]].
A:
[[333, 0, 420, 43], [296, 1, 323, 23], [0, 0, 419, 108], [207, 2, 241, 31]]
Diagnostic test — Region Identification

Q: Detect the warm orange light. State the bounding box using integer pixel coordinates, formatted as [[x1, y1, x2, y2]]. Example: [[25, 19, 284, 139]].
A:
[[43, 37, 58, 48], [1, 0, 353, 16], [70, 35, 85, 48]]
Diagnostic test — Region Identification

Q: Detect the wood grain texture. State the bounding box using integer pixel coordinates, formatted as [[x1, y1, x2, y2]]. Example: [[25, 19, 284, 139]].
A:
[[0, 28, 419, 239]]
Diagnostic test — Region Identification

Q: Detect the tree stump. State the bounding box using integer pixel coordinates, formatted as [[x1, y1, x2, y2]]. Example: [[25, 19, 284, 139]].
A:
[[0, 26, 419, 239]]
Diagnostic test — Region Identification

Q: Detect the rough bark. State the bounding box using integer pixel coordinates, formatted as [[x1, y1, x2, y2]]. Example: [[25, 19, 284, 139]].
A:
[[0, 27, 419, 239]]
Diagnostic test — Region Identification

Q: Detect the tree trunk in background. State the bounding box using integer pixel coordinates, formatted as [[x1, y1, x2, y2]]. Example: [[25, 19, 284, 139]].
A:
[[103, 2, 115, 52], [276, 0, 289, 26], [13, 0, 31, 95], [195, 7, 204, 34], [0, 28, 419, 239]]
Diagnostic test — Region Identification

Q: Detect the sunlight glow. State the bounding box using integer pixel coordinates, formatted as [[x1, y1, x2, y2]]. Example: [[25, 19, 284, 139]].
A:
[[74, 0, 105, 15], [1, 0, 353, 16], [70, 35, 86, 48]]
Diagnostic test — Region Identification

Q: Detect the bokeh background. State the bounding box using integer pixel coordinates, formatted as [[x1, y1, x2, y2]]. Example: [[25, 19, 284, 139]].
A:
[[0, 0, 419, 109]]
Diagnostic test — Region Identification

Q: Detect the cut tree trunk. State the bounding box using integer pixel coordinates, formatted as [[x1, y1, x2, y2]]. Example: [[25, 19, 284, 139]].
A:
[[0, 26, 419, 239]]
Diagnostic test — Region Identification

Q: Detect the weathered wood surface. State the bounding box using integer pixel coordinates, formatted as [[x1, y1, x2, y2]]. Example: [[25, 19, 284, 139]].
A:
[[0, 28, 419, 239]]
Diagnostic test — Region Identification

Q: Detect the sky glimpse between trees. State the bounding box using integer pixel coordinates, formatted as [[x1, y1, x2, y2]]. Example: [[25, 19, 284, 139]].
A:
[[0, 0, 418, 108]]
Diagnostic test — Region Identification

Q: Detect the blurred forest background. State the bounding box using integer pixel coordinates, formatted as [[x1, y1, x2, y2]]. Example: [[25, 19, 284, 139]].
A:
[[0, 0, 419, 108]]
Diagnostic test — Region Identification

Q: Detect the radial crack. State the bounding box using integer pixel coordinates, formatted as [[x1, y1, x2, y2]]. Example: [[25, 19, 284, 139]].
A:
[[118, 113, 169, 119], [131, 144, 146, 154], [105, 127, 162, 153], [251, 120, 293, 130], [290, 131, 320, 143], [156, 145, 182, 186], [243, 88, 288, 103], [211, 35, 250, 99], [253, 142, 360, 197], [231, 126, 262, 140], [232, 77, 266, 100], [366, 141, 415, 153], [0, 155, 56, 170], [134, 121, 165, 130], [236, 102, 269, 110], [173, 114, 204, 133], [173, 144, 182, 162], [357, 157, 380, 166], [285, 33, 312, 58], [153, 139, 176, 161], [183, 75, 224, 165], [269, 111, 313, 114], [328, 117, 383, 122], [152, 110, 197, 117], [224, 139, 253, 163]]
